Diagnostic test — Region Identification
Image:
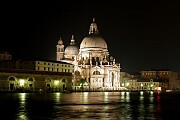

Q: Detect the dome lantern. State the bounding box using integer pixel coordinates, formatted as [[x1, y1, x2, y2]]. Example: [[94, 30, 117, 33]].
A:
[[80, 18, 108, 50], [89, 18, 99, 34], [70, 35, 75, 45]]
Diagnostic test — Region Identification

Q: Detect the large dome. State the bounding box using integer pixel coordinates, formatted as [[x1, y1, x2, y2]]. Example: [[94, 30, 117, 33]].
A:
[[80, 18, 108, 50], [65, 45, 79, 55], [80, 34, 107, 49]]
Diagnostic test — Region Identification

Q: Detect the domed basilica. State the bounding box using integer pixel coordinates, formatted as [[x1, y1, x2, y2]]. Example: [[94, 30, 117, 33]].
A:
[[56, 19, 121, 91]]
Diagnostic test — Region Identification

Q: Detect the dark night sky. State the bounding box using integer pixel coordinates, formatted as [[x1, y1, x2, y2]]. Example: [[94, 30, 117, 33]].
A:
[[1, 1, 180, 74]]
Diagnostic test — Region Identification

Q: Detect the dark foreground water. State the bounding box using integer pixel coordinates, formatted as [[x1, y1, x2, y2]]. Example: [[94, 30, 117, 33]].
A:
[[0, 91, 180, 120]]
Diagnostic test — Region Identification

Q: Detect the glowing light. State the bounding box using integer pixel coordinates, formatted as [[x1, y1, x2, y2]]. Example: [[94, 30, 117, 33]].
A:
[[54, 80, 59, 85], [126, 91, 130, 95], [140, 84, 143, 87], [140, 91, 143, 95], [126, 83, 129, 86], [83, 92, 89, 95], [19, 79, 25, 86], [150, 91, 153, 95], [104, 92, 109, 96], [157, 87, 161, 91], [121, 92, 125, 96], [122, 83, 124, 86]]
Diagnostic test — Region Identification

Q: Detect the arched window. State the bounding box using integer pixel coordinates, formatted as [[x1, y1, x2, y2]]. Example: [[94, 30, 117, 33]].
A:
[[9, 76, 15, 81], [45, 78, 51, 82], [93, 71, 101, 75], [62, 79, 66, 82], [28, 77, 34, 81], [75, 71, 80, 76]]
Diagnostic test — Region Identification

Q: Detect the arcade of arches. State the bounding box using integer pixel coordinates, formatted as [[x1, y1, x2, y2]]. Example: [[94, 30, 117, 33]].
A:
[[0, 69, 72, 92]]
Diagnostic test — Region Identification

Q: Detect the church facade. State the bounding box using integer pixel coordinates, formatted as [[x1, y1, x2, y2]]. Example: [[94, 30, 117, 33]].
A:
[[56, 19, 121, 91]]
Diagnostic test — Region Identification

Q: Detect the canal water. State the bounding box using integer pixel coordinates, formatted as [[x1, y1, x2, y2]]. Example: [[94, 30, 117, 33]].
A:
[[0, 91, 180, 120]]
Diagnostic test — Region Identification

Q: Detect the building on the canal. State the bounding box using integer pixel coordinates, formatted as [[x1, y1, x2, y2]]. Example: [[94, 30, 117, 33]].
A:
[[56, 18, 121, 91], [0, 59, 73, 92], [120, 71, 160, 91], [120, 69, 180, 91], [141, 69, 179, 90]]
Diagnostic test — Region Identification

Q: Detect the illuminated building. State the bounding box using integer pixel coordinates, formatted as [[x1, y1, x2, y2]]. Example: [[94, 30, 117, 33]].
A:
[[0, 60, 73, 92], [56, 19, 121, 91], [120, 71, 160, 91], [141, 69, 179, 90]]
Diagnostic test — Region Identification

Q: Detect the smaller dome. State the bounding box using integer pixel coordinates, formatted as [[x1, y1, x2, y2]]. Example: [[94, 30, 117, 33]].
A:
[[65, 45, 79, 55], [64, 35, 79, 55]]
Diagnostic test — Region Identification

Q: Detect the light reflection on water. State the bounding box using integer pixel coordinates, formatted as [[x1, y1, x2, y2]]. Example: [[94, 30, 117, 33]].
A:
[[18, 93, 29, 120], [1, 91, 180, 120]]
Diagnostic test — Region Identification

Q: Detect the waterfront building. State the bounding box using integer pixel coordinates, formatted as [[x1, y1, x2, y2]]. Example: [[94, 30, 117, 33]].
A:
[[119, 69, 180, 91], [0, 60, 73, 92], [56, 19, 121, 91], [141, 69, 179, 90], [120, 72, 139, 90]]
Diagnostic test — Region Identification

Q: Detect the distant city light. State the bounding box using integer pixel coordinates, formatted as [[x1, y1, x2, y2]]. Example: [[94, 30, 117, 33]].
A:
[[157, 87, 161, 91]]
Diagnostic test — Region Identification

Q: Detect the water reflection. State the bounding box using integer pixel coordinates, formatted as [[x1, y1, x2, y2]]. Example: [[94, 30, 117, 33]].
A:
[[103, 92, 110, 119], [55, 92, 60, 103], [82, 92, 89, 104], [0, 91, 180, 119], [149, 91, 154, 103], [139, 91, 144, 102], [125, 91, 130, 102], [18, 93, 28, 120], [138, 91, 145, 120], [120, 91, 125, 102], [104, 92, 109, 103], [156, 91, 162, 119]]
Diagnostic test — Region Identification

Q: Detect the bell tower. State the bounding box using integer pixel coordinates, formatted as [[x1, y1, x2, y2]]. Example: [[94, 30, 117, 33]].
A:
[[56, 37, 64, 61]]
